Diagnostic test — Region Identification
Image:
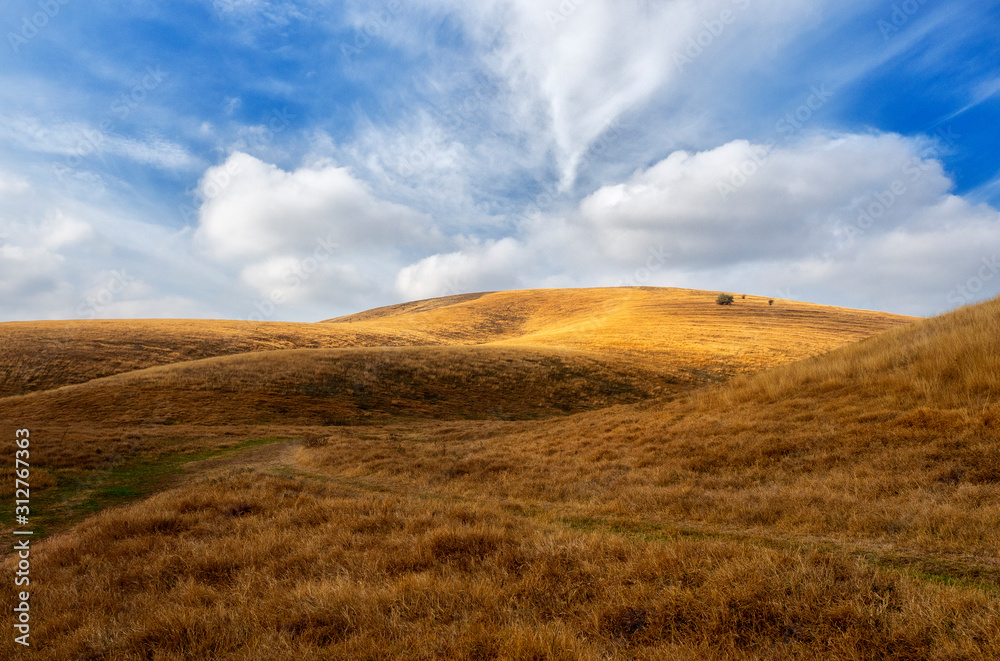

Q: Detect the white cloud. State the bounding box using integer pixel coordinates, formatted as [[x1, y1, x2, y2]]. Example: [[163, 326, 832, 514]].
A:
[[0, 204, 97, 318], [395, 133, 1000, 315], [0, 173, 30, 196], [395, 237, 529, 300], [333, 114, 482, 227], [400, 0, 851, 189], [0, 162, 223, 321], [38, 213, 94, 250], [192, 152, 450, 315], [577, 133, 949, 263], [193, 152, 440, 261]]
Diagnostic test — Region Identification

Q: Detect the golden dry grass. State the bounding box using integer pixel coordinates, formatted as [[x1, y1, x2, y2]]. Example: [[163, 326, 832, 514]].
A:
[[327, 287, 913, 375], [0, 287, 912, 399], [291, 297, 1000, 567], [0, 318, 440, 399], [0, 287, 911, 481], [0, 345, 680, 429], [10, 287, 997, 659], [4, 466, 997, 660]]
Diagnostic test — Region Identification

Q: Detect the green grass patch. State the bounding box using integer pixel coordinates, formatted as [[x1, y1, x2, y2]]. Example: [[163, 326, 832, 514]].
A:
[[5, 437, 290, 543], [864, 554, 1000, 595]]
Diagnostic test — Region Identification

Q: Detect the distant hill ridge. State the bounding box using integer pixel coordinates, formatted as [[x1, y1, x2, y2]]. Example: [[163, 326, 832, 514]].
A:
[[0, 288, 914, 428], [0, 288, 912, 401]]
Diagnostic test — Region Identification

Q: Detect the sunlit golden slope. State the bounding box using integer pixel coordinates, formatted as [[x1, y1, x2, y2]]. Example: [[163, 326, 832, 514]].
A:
[[0, 287, 916, 494], [0, 288, 913, 401], [328, 287, 914, 372]]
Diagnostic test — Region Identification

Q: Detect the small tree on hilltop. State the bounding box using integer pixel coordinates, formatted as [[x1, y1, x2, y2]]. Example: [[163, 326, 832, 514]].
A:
[[716, 293, 734, 306]]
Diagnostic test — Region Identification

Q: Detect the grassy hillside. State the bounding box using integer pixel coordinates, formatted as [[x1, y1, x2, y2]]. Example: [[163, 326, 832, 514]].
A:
[[0, 319, 442, 399], [298, 296, 1000, 564], [12, 288, 995, 659], [326, 288, 912, 374], [7, 467, 996, 660], [0, 345, 678, 429], [0, 288, 912, 400]]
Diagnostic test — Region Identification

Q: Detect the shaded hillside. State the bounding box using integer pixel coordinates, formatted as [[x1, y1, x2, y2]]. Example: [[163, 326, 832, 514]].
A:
[[0, 346, 679, 431]]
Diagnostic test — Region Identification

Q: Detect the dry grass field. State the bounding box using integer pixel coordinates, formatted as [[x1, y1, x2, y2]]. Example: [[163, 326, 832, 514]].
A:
[[6, 287, 999, 659], [0, 345, 681, 429], [0, 319, 438, 400], [0, 287, 907, 398]]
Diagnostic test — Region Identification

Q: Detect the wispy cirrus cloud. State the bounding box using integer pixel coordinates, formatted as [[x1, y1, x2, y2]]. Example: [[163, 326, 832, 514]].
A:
[[0, 114, 201, 172]]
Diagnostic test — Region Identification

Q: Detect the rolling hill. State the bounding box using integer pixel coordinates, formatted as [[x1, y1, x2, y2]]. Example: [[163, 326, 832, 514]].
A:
[[324, 287, 911, 373], [0, 287, 911, 401], [0, 287, 913, 473], [10, 288, 1000, 659], [0, 345, 677, 429], [0, 318, 438, 399], [298, 295, 1000, 560]]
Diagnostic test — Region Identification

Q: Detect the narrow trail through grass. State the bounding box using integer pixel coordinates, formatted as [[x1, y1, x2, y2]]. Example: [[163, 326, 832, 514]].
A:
[[261, 445, 1000, 599]]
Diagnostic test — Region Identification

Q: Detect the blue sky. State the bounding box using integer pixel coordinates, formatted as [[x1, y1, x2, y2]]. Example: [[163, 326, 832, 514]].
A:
[[1, 0, 998, 321]]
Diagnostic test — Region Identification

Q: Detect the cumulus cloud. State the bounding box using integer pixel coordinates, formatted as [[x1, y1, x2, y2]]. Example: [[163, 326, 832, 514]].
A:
[[577, 134, 948, 263], [396, 133, 1000, 315], [194, 152, 440, 261], [395, 237, 530, 300], [0, 164, 220, 321], [192, 153, 449, 316], [0, 172, 94, 312]]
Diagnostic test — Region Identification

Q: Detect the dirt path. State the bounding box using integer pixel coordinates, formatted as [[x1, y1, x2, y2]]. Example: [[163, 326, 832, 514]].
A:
[[180, 437, 301, 478]]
